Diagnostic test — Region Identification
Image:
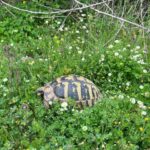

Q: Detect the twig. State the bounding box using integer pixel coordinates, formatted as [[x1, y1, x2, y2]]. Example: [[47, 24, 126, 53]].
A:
[[103, 2, 126, 47], [0, 0, 112, 15], [74, 0, 150, 32], [4, 6, 16, 17]]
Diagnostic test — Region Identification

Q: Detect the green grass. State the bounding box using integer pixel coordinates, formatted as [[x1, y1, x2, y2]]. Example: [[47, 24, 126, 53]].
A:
[[0, 4, 150, 149]]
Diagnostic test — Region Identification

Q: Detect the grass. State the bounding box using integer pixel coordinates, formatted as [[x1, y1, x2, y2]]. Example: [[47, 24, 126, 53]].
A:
[[0, 3, 150, 149]]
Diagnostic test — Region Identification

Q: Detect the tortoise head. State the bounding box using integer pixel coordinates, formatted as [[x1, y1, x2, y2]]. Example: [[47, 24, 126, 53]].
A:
[[36, 85, 56, 108]]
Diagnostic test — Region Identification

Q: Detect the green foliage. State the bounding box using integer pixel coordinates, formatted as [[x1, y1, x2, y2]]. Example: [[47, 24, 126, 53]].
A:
[[0, 1, 150, 149]]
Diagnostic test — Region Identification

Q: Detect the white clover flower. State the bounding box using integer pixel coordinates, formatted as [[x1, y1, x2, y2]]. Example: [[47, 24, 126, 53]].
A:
[[80, 18, 84, 22], [86, 30, 89, 33], [130, 98, 136, 104], [108, 44, 113, 49], [48, 101, 53, 105], [25, 79, 30, 83], [81, 14, 86, 17], [139, 85, 144, 89], [10, 43, 14, 46], [38, 37, 42, 40], [137, 100, 143, 106], [14, 29, 18, 33], [81, 40, 85, 44], [64, 27, 68, 31], [61, 102, 68, 108], [82, 126, 88, 131], [69, 46, 72, 50], [3, 93, 7, 97], [82, 26, 86, 29], [76, 30, 80, 34], [114, 52, 119, 56], [3, 78, 8, 82], [81, 57, 85, 61], [114, 40, 120, 44], [137, 59, 145, 65], [135, 46, 140, 50], [57, 21, 61, 25], [139, 105, 147, 110], [60, 108, 64, 112], [45, 20, 49, 24], [118, 95, 124, 99], [126, 82, 130, 86], [144, 92, 149, 98], [127, 44, 131, 47], [108, 73, 112, 77], [28, 61, 35, 65], [123, 48, 127, 51], [76, 47, 80, 50], [78, 51, 82, 54], [141, 111, 147, 116], [143, 69, 147, 73]]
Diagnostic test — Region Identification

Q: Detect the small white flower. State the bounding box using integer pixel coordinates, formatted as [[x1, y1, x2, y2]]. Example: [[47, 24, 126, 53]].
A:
[[144, 92, 149, 98], [69, 46, 72, 50], [126, 82, 130, 86], [78, 51, 82, 54], [82, 26, 86, 29], [48, 101, 53, 105], [3, 93, 7, 97], [82, 126, 88, 131], [141, 111, 147, 116], [130, 98, 136, 104], [81, 40, 85, 44], [137, 59, 145, 65], [123, 48, 127, 51], [10, 43, 14, 46], [108, 44, 113, 49], [135, 46, 140, 50], [64, 27, 68, 31], [81, 14, 86, 17], [25, 79, 30, 83], [38, 37, 42, 40], [143, 69, 147, 73], [57, 21, 61, 25], [114, 52, 119, 56], [139, 105, 147, 110], [118, 95, 124, 99], [45, 20, 49, 24], [76, 47, 80, 50], [139, 85, 144, 89], [60, 108, 64, 112], [3, 78, 8, 82], [72, 108, 75, 112], [127, 44, 131, 47], [76, 30, 80, 34], [79, 18, 84, 22], [81, 57, 85, 61], [137, 100, 143, 106], [108, 73, 112, 77], [61, 102, 68, 108], [114, 40, 120, 44], [86, 30, 89, 33]]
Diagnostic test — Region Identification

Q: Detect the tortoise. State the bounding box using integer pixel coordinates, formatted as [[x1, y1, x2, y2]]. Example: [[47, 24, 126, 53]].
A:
[[36, 75, 102, 108]]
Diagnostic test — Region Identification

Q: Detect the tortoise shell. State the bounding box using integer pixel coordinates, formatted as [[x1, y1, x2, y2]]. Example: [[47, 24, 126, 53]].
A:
[[37, 75, 102, 108]]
